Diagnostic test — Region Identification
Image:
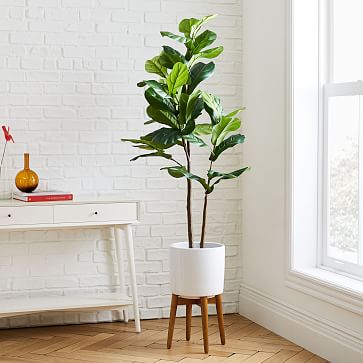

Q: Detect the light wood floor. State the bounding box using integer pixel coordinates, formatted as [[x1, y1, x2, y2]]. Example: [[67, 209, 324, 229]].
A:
[[0, 314, 328, 363]]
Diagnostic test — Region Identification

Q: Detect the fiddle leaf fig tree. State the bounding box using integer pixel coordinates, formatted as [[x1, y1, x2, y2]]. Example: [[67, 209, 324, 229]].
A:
[[122, 15, 248, 248]]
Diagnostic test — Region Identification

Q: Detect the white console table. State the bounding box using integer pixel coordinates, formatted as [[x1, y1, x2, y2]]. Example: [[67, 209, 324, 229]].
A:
[[0, 199, 141, 333]]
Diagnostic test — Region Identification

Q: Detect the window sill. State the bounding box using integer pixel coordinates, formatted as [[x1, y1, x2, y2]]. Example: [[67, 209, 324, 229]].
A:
[[286, 267, 363, 315]]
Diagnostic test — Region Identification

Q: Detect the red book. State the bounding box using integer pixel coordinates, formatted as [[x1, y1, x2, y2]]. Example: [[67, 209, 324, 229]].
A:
[[13, 191, 73, 202]]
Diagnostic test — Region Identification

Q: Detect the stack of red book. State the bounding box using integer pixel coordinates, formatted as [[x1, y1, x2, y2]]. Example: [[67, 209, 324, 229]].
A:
[[13, 190, 73, 202]]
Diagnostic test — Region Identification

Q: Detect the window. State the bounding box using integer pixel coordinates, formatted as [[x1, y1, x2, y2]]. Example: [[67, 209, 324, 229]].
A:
[[322, 0, 363, 278], [289, 0, 363, 312]]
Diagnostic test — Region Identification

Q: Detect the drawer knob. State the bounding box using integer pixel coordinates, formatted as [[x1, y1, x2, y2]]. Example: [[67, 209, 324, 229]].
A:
[[94, 211, 98, 215], [7, 214, 11, 218]]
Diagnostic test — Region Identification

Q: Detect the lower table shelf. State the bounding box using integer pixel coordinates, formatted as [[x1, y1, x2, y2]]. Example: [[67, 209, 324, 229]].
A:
[[0, 292, 132, 318], [0, 220, 141, 332]]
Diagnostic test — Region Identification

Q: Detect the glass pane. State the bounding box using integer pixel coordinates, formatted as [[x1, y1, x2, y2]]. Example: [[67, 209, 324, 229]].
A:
[[328, 95, 359, 263], [333, 0, 363, 82]]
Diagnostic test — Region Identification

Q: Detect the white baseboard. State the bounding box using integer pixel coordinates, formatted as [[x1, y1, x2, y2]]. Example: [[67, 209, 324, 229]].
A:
[[239, 284, 363, 363]]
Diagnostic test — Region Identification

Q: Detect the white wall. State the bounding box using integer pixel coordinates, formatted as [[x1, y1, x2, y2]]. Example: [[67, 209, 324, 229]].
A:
[[0, 0, 243, 328], [240, 1, 363, 362]]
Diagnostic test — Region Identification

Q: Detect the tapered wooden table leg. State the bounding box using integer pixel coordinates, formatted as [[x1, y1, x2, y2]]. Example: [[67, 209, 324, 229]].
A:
[[124, 225, 141, 332], [186, 303, 192, 341], [167, 294, 178, 349], [215, 294, 225, 345], [200, 297, 209, 354]]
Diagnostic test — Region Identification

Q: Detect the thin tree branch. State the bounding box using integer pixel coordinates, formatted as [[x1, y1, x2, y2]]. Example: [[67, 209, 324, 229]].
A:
[[0, 141, 8, 178], [200, 150, 215, 248], [200, 192, 208, 248], [171, 157, 183, 167]]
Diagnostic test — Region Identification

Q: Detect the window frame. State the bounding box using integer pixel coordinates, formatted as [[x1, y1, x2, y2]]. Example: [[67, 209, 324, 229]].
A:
[[286, 0, 363, 314], [320, 0, 363, 279]]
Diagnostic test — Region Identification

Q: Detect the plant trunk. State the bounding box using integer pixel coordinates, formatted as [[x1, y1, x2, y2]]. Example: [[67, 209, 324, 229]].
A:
[[186, 142, 193, 248], [187, 179, 193, 248], [200, 193, 208, 248]]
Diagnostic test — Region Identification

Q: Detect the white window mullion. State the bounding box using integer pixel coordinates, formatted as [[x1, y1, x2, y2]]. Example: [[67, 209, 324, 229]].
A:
[[325, 81, 363, 97], [321, 85, 330, 269], [326, 0, 334, 83], [320, 0, 335, 271], [360, 95, 363, 266]]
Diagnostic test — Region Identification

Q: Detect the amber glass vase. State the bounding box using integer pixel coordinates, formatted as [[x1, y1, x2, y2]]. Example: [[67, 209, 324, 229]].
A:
[[15, 153, 39, 193]]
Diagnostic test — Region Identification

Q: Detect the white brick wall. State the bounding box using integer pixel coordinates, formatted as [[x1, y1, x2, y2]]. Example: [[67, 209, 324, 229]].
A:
[[0, 0, 243, 328]]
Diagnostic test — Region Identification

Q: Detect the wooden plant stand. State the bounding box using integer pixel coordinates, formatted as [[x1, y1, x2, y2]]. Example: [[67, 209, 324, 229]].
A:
[[167, 294, 225, 354]]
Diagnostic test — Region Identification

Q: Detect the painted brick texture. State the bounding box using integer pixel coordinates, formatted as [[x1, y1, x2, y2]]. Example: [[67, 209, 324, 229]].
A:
[[0, 0, 243, 328]]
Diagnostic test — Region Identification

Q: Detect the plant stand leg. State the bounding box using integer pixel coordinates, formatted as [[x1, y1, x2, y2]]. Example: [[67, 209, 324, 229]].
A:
[[167, 294, 178, 349], [215, 294, 225, 345], [200, 296, 209, 354], [186, 302, 192, 341]]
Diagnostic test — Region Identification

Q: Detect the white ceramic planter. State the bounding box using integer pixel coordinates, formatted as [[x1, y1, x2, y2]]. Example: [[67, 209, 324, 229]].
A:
[[169, 242, 225, 297]]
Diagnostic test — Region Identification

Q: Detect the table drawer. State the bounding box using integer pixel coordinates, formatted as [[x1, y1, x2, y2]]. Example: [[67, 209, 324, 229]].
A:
[[0, 206, 53, 226], [53, 203, 138, 224]]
